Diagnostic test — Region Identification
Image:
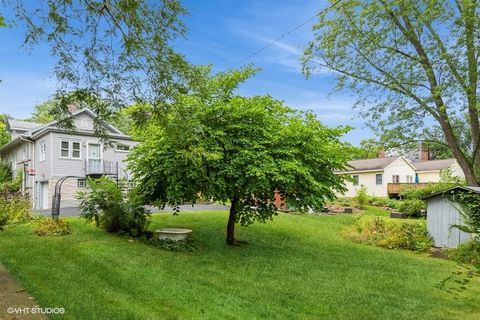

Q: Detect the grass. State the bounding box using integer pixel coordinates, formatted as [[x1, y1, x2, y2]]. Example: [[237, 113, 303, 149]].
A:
[[0, 209, 479, 319]]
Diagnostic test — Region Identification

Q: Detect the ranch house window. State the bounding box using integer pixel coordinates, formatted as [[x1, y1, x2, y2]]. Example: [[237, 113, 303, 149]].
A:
[[392, 175, 400, 183], [352, 175, 359, 186], [375, 174, 383, 185]]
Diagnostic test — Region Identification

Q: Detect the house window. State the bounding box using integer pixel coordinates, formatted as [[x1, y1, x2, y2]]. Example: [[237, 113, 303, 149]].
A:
[[392, 175, 400, 183], [39, 141, 46, 161], [376, 174, 383, 185], [352, 175, 359, 186], [77, 178, 86, 188], [60, 140, 81, 159], [72, 142, 81, 158], [115, 143, 130, 152], [406, 175, 413, 183], [22, 145, 27, 160]]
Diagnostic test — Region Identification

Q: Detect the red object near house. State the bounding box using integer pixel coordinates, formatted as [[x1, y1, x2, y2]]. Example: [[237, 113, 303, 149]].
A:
[[273, 191, 286, 209], [26, 168, 36, 176]]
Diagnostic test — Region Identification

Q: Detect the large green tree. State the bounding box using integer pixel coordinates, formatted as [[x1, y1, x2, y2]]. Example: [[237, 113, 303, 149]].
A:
[[128, 67, 351, 245], [0, 114, 11, 148], [7, 0, 190, 131], [303, 0, 480, 185]]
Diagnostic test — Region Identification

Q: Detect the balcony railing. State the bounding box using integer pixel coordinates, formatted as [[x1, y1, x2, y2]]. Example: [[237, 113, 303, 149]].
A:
[[85, 159, 118, 176], [387, 183, 431, 196]]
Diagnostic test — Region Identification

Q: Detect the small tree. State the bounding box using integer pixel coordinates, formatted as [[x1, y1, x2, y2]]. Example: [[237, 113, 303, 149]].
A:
[[355, 185, 369, 209], [128, 68, 351, 245]]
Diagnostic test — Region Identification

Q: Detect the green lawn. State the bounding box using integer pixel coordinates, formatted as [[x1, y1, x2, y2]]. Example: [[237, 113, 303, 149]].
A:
[[0, 210, 479, 320]]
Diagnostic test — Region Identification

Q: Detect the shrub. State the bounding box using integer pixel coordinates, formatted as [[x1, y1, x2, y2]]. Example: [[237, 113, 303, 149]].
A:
[[0, 164, 23, 193], [77, 177, 150, 237], [395, 199, 426, 217], [33, 217, 71, 236], [370, 197, 397, 209], [354, 185, 369, 209], [345, 216, 432, 252], [377, 223, 432, 252], [447, 239, 480, 269], [0, 191, 32, 229]]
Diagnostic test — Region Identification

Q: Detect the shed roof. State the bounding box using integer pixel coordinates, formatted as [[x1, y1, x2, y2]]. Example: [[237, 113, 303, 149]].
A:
[[423, 186, 480, 200], [412, 158, 456, 171]]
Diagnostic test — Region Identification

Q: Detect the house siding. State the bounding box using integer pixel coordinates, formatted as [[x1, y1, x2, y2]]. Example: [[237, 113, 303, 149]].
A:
[[341, 171, 386, 197]]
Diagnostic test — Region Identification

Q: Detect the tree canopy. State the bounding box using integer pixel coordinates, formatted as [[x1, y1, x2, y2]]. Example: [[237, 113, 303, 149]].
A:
[[128, 67, 351, 245], [7, 0, 191, 132], [303, 0, 480, 185], [0, 115, 11, 148], [349, 138, 382, 160]]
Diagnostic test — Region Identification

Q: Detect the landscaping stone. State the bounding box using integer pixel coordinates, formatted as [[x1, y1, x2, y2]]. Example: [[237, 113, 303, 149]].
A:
[[344, 207, 353, 214], [155, 228, 192, 241], [390, 211, 407, 219]]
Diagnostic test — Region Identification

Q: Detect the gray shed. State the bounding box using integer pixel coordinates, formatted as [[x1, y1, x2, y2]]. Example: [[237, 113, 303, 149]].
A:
[[424, 186, 479, 248]]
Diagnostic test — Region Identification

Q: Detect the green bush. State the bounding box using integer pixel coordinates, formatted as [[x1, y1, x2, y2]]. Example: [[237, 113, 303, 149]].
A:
[[0, 191, 32, 229], [370, 197, 397, 208], [0, 167, 23, 193], [354, 185, 369, 209], [395, 199, 426, 217], [345, 216, 432, 252], [33, 217, 71, 236], [77, 177, 150, 237], [447, 239, 480, 269]]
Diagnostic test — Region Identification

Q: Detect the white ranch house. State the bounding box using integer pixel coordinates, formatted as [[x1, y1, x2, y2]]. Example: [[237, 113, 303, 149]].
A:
[[0, 108, 137, 210], [336, 156, 465, 198]]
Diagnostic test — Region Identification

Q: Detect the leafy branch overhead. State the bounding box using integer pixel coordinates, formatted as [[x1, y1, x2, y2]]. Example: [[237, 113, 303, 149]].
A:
[[128, 66, 352, 245], [303, 0, 480, 186], [11, 0, 191, 128]]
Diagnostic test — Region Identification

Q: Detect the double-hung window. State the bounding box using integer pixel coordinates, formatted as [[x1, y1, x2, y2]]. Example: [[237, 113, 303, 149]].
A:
[[392, 175, 400, 183], [375, 174, 383, 185], [60, 140, 81, 159], [39, 141, 46, 161]]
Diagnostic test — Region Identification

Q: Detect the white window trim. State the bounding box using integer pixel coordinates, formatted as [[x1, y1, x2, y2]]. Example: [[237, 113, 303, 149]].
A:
[[375, 174, 383, 185], [60, 140, 82, 160], [39, 141, 46, 162]]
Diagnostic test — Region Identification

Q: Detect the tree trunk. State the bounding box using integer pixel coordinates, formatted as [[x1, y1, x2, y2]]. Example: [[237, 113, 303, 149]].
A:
[[226, 195, 239, 245]]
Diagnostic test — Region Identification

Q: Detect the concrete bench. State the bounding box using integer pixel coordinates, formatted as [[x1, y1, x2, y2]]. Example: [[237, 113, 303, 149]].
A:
[[155, 228, 192, 241]]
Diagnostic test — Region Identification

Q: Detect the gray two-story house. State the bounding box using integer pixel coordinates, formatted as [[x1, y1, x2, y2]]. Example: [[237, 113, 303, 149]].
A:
[[0, 108, 137, 209]]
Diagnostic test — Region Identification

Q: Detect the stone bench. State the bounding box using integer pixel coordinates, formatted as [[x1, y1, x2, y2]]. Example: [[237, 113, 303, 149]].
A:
[[155, 228, 192, 241]]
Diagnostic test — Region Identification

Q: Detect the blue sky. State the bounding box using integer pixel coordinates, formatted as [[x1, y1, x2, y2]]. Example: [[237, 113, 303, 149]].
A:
[[0, 0, 372, 144]]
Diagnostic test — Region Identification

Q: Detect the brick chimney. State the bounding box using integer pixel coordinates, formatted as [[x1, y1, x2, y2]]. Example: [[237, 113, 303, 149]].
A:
[[67, 104, 77, 114], [378, 147, 385, 158], [420, 146, 429, 161]]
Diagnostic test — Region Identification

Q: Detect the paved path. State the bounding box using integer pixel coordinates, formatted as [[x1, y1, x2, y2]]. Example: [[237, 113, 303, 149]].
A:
[[0, 264, 45, 320], [34, 204, 229, 217]]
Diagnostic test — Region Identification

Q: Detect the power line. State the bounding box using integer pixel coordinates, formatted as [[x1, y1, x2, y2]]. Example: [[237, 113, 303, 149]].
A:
[[232, 0, 344, 69]]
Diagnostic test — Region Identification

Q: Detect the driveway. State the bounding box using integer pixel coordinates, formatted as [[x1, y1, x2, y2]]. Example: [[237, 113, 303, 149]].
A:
[[34, 204, 229, 217]]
